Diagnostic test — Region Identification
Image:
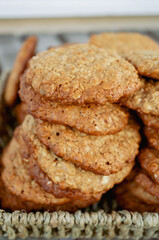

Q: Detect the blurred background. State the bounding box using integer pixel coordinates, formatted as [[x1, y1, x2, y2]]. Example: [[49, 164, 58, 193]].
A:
[[0, 0, 159, 70]]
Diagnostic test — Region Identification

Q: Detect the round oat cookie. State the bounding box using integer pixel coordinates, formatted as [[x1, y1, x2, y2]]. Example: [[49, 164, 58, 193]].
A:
[[138, 112, 159, 129], [126, 181, 159, 205], [20, 115, 134, 198], [15, 125, 102, 201], [135, 172, 159, 202], [121, 79, 159, 116], [1, 138, 70, 206], [19, 79, 129, 135], [4, 36, 37, 106], [138, 148, 159, 185], [36, 117, 140, 175], [1, 138, 101, 211], [125, 50, 159, 80], [116, 188, 159, 213], [89, 32, 159, 56], [23, 44, 141, 104], [144, 126, 159, 151], [28, 156, 100, 201], [116, 170, 159, 212]]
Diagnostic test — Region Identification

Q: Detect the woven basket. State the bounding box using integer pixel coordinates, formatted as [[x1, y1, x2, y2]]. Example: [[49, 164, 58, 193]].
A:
[[0, 72, 159, 240]]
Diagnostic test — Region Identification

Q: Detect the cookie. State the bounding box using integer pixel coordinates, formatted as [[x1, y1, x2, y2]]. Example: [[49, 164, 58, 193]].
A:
[[89, 32, 159, 56], [125, 50, 159, 80], [0, 176, 41, 211], [138, 112, 159, 129], [138, 148, 159, 185], [126, 181, 159, 205], [121, 79, 159, 116], [19, 79, 129, 135], [4, 36, 37, 106], [23, 44, 141, 104], [28, 156, 101, 201], [36, 117, 140, 175], [135, 172, 159, 202], [116, 170, 159, 212], [1, 138, 70, 205], [116, 188, 159, 213], [18, 115, 133, 198], [14, 102, 27, 124], [144, 126, 159, 151], [15, 125, 101, 200], [2, 138, 103, 211]]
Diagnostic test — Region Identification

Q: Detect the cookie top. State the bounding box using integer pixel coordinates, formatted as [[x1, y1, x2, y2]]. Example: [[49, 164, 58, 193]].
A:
[[138, 148, 159, 185], [19, 79, 129, 135], [138, 112, 159, 129], [89, 32, 159, 56], [144, 126, 159, 151], [125, 50, 159, 80], [23, 44, 141, 104], [121, 79, 159, 116], [1, 138, 71, 206], [36, 117, 140, 175], [20, 115, 133, 196]]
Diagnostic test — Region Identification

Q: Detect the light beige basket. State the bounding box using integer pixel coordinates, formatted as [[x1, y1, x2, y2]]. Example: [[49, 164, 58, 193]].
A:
[[0, 72, 159, 240]]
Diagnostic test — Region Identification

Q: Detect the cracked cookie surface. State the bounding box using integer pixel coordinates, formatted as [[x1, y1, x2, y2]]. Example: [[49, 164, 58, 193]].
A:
[[35, 116, 140, 175], [23, 44, 141, 104], [19, 79, 129, 135], [19, 115, 134, 197], [125, 50, 159, 80], [121, 79, 159, 116], [89, 32, 159, 55]]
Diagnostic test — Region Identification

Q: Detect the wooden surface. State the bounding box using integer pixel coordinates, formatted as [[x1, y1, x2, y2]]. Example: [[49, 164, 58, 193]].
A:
[[0, 16, 159, 34]]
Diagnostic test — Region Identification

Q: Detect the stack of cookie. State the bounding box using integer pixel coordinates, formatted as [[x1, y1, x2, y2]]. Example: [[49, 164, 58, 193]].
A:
[[105, 35, 159, 212], [1, 44, 141, 211], [116, 149, 159, 212]]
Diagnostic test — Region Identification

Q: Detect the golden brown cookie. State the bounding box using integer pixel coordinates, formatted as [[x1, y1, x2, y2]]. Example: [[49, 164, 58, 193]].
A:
[[89, 32, 159, 56], [24, 44, 141, 104], [4, 36, 37, 106], [18, 115, 134, 198], [36, 117, 140, 175], [1, 138, 70, 205], [121, 79, 159, 116], [135, 172, 159, 202], [138, 148, 159, 185], [116, 188, 159, 213], [28, 157, 100, 201], [144, 126, 159, 151], [14, 126, 102, 201], [125, 50, 159, 80], [126, 181, 159, 205], [138, 112, 159, 129], [116, 169, 159, 212], [19, 79, 129, 135], [2, 138, 100, 211], [14, 102, 27, 124]]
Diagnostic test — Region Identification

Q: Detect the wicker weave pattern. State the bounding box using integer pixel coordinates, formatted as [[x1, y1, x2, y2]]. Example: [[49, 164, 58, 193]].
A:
[[0, 210, 159, 239]]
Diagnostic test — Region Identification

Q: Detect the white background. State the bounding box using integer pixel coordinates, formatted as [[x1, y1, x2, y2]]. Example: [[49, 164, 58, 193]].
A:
[[0, 0, 159, 18]]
